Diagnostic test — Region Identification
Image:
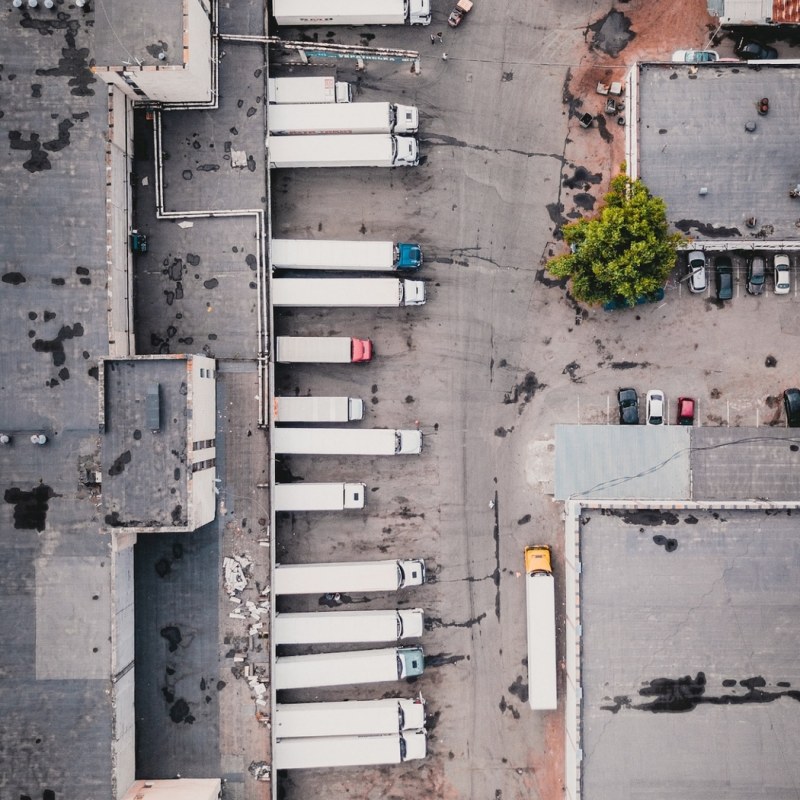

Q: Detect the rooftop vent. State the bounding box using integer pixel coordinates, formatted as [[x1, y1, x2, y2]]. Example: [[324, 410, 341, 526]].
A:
[[146, 384, 161, 433]]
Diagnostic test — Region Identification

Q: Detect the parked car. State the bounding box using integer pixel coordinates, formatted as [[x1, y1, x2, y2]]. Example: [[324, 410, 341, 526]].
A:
[[617, 387, 639, 425], [747, 255, 766, 295], [687, 251, 707, 293], [646, 390, 665, 426], [715, 256, 733, 300], [672, 49, 719, 63], [774, 253, 791, 295], [784, 388, 800, 427], [735, 39, 778, 60], [677, 397, 695, 425]]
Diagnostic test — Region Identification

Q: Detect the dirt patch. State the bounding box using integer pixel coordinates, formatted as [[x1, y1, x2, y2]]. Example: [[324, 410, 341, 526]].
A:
[[528, 709, 565, 798], [564, 0, 716, 213]]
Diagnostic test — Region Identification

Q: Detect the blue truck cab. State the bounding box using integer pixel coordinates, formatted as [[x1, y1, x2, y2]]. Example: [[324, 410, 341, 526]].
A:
[[396, 242, 423, 270]]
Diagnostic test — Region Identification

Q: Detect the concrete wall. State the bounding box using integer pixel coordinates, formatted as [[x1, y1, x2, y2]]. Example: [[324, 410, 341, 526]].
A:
[[107, 86, 135, 357], [112, 533, 136, 798], [98, 0, 213, 104], [187, 355, 217, 529], [122, 778, 221, 800]]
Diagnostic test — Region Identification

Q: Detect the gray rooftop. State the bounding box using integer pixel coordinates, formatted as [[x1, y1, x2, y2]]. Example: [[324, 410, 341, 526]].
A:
[[637, 63, 800, 245], [0, 7, 116, 798], [101, 357, 190, 529], [690, 427, 800, 501], [93, 0, 185, 67], [580, 508, 800, 800], [133, 43, 268, 360], [554, 425, 691, 500], [556, 424, 800, 501]]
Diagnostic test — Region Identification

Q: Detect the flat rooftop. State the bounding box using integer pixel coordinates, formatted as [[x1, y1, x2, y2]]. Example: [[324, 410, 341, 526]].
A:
[[101, 358, 190, 528], [579, 507, 800, 799], [93, 0, 184, 67], [0, 7, 116, 798], [555, 425, 800, 501], [637, 63, 800, 245]]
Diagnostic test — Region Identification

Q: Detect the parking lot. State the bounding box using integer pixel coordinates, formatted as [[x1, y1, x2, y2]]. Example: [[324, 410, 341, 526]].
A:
[[267, 4, 800, 800]]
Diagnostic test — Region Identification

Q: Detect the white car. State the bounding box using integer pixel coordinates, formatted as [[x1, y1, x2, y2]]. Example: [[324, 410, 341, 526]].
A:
[[774, 253, 791, 295], [672, 50, 719, 64], [671, 49, 719, 63], [646, 390, 665, 426], [687, 250, 707, 293]]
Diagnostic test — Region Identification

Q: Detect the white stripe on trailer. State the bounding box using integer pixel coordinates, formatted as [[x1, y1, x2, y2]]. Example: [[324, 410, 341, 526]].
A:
[[274, 609, 424, 644], [274, 730, 427, 769], [274, 697, 426, 738], [273, 559, 425, 595], [526, 553, 557, 710]]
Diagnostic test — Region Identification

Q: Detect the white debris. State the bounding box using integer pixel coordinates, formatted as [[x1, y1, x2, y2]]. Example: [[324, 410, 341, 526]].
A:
[[177, 220, 193, 229], [248, 761, 271, 782], [223, 555, 251, 595], [230, 149, 248, 168]]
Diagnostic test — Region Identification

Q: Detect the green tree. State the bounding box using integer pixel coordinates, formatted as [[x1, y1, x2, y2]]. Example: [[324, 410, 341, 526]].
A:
[[548, 170, 684, 306]]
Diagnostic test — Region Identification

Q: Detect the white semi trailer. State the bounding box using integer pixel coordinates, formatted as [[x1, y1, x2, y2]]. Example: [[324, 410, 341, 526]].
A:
[[273, 0, 431, 26], [274, 336, 372, 363], [267, 76, 352, 104], [274, 697, 426, 738], [268, 134, 419, 168], [274, 559, 426, 595], [274, 730, 427, 770], [525, 546, 557, 710], [274, 396, 364, 422], [274, 608, 425, 644], [273, 427, 423, 455], [274, 646, 425, 690], [274, 482, 366, 511], [271, 239, 422, 272], [272, 277, 425, 307], [268, 102, 419, 135]]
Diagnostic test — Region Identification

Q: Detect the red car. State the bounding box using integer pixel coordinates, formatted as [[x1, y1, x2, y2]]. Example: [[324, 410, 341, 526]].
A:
[[677, 397, 695, 425]]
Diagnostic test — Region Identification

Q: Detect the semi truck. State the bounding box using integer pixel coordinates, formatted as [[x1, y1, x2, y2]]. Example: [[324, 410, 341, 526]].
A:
[[272, 278, 426, 307], [268, 102, 419, 136], [274, 482, 366, 511], [271, 239, 422, 272], [268, 134, 419, 168], [274, 336, 372, 364], [273, 427, 423, 455], [267, 76, 352, 104], [274, 396, 364, 422], [525, 546, 557, 711], [274, 697, 426, 738], [274, 646, 425, 690], [273, 0, 431, 26], [273, 730, 427, 770], [274, 558, 426, 595], [274, 608, 425, 644]]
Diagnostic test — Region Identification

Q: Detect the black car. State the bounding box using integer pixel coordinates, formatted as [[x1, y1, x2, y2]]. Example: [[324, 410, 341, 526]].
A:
[[715, 256, 733, 300], [784, 388, 800, 427], [735, 39, 778, 60], [747, 255, 766, 295], [618, 387, 639, 425]]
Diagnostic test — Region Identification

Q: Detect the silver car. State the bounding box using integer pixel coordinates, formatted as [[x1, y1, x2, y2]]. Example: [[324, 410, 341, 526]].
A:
[[646, 390, 665, 426], [747, 255, 766, 295]]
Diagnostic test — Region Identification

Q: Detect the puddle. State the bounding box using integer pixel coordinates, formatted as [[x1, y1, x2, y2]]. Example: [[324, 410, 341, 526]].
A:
[[587, 9, 635, 58]]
